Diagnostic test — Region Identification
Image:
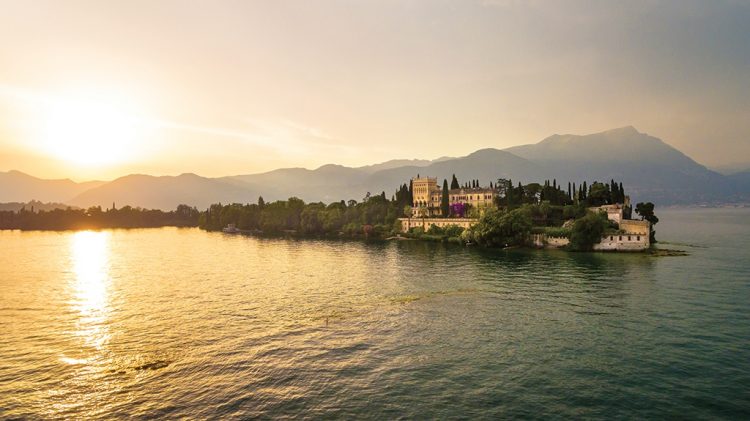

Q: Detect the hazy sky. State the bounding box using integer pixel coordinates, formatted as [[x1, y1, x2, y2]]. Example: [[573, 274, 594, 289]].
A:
[[1, 0, 749, 180]]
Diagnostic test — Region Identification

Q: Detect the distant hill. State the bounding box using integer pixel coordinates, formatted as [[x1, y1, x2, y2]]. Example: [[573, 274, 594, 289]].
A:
[[220, 164, 369, 204], [4, 127, 748, 209], [68, 173, 256, 210], [505, 126, 740, 204], [728, 171, 750, 191], [709, 164, 750, 176], [0, 200, 77, 212], [218, 149, 539, 205], [356, 159, 433, 174], [0, 170, 104, 203], [361, 149, 541, 194]]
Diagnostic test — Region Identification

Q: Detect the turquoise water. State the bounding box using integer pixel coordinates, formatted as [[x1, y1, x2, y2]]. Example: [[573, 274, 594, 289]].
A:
[[1, 208, 748, 419]]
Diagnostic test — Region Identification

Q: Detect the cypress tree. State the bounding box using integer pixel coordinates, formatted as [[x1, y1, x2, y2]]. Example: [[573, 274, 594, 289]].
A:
[[441, 179, 450, 217], [572, 182, 577, 203], [451, 174, 459, 189], [582, 181, 588, 201], [517, 182, 524, 204], [507, 179, 513, 206]]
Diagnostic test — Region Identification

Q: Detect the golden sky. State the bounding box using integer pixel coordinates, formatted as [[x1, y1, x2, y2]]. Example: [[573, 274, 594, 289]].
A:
[[1, 0, 749, 181]]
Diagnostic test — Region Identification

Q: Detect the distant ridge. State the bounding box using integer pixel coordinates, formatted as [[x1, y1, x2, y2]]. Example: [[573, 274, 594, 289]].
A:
[[0, 170, 104, 203], [68, 173, 255, 210], [0, 200, 76, 212], [356, 159, 434, 174], [504, 126, 736, 204], [2, 127, 748, 209]]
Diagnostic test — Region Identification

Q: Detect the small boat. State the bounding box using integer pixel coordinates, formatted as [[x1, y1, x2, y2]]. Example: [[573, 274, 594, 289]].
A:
[[222, 223, 240, 233]]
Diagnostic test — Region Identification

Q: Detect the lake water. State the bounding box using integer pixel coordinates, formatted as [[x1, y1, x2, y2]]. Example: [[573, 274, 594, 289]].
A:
[[1, 208, 749, 419]]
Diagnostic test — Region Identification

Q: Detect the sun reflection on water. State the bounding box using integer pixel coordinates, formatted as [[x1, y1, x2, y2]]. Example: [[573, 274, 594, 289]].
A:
[[69, 230, 111, 352]]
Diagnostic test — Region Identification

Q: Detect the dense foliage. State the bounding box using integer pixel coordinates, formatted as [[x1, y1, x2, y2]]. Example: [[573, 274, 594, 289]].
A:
[[462, 206, 533, 247], [198, 194, 404, 238], [495, 178, 628, 208], [0, 204, 199, 230], [568, 211, 609, 251], [635, 201, 659, 243]]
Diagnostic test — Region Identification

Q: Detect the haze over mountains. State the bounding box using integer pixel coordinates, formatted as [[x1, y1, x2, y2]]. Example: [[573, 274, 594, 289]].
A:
[[0, 170, 104, 203], [2, 127, 748, 209]]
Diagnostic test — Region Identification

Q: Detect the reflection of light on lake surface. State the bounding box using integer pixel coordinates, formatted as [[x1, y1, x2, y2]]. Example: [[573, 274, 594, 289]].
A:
[[69, 231, 111, 351]]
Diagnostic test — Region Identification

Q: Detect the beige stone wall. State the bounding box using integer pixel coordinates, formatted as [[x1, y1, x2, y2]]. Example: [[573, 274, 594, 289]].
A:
[[532, 234, 571, 248], [589, 205, 624, 224], [399, 217, 477, 233], [412, 177, 438, 208], [547, 236, 571, 248], [449, 188, 496, 209], [595, 233, 649, 250], [532, 232, 649, 251], [620, 219, 650, 235]]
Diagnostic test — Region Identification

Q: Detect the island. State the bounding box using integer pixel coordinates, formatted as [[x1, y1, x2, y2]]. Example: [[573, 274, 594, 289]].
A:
[[199, 175, 660, 252]]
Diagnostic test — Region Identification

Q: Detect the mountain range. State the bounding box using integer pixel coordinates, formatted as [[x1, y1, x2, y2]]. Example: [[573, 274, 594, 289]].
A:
[[2, 127, 748, 209]]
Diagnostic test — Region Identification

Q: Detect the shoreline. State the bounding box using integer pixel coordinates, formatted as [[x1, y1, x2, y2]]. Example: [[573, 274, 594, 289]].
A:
[[0, 225, 689, 256]]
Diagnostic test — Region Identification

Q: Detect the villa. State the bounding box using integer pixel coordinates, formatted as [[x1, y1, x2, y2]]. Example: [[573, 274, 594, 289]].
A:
[[401, 176, 652, 251], [411, 176, 497, 217]]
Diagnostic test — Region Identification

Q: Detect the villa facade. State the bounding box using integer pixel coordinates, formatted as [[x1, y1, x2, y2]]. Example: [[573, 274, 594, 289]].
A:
[[411, 176, 497, 216], [399, 217, 477, 232]]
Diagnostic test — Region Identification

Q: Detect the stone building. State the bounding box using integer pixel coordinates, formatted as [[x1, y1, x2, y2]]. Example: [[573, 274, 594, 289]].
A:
[[410, 176, 497, 217], [533, 212, 651, 251], [411, 176, 439, 211], [449, 187, 496, 210]]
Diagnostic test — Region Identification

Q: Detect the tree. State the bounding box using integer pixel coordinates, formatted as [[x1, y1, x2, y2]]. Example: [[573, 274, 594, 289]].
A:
[[582, 181, 588, 201], [516, 182, 524, 205], [524, 183, 542, 204], [496, 178, 511, 206], [572, 183, 577, 203], [441, 179, 450, 217], [588, 182, 611, 207], [258, 196, 265, 208], [465, 207, 532, 247], [451, 174, 459, 189], [635, 202, 659, 243], [569, 211, 608, 251]]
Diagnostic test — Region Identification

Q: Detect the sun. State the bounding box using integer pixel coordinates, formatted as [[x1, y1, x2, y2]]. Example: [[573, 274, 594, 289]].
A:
[[39, 95, 147, 166]]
